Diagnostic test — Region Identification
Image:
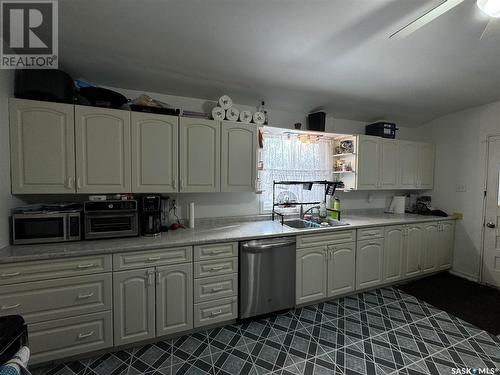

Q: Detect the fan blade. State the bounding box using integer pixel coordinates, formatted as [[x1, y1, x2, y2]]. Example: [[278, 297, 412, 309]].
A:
[[481, 19, 500, 39], [390, 0, 465, 39]]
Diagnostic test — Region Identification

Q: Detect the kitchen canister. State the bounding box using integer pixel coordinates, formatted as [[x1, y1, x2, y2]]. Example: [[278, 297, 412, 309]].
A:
[[239, 110, 252, 123], [212, 106, 225, 120], [218, 95, 233, 110], [226, 107, 240, 121]]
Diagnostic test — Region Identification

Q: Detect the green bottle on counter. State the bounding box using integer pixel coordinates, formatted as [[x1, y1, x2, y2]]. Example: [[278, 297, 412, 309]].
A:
[[331, 197, 341, 220]]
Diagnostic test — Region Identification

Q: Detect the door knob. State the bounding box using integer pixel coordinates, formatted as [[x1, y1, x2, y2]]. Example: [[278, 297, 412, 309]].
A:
[[486, 222, 496, 228]]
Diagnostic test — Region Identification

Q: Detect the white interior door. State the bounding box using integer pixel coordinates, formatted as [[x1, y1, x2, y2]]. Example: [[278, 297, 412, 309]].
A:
[[482, 136, 500, 288]]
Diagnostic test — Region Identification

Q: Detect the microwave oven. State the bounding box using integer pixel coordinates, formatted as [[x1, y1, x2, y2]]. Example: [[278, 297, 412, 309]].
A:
[[11, 211, 81, 245]]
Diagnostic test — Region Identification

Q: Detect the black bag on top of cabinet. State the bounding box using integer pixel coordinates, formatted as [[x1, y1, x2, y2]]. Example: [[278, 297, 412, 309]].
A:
[[77, 87, 128, 109], [365, 122, 398, 139], [14, 69, 75, 103]]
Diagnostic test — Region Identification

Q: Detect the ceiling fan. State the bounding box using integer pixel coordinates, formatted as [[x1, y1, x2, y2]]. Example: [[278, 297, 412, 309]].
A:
[[390, 0, 500, 39]]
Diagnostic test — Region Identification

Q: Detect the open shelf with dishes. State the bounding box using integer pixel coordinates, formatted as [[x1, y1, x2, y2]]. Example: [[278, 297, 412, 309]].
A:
[[332, 135, 357, 191]]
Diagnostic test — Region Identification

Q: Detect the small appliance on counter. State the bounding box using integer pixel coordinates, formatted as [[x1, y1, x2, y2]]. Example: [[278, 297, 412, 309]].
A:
[[84, 200, 138, 240], [11, 203, 82, 245], [141, 196, 161, 237], [386, 196, 406, 214]]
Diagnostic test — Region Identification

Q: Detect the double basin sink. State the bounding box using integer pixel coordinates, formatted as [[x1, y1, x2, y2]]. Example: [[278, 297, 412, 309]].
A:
[[283, 218, 350, 230]]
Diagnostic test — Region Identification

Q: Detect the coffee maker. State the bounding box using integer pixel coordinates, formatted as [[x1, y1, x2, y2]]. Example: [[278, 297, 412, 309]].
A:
[[141, 196, 161, 236]]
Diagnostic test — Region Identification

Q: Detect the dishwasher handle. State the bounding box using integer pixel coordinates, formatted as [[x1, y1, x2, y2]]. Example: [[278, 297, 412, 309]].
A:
[[241, 237, 296, 251]]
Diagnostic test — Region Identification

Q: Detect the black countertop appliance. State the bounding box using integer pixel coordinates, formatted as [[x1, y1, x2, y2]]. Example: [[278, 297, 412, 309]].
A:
[[141, 196, 161, 237]]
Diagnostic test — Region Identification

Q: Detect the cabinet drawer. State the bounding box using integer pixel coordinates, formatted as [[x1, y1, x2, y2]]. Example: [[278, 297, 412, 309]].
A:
[[113, 246, 192, 270], [29, 311, 112, 364], [357, 227, 384, 240], [297, 230, 355, 248], [194, 242, 238, 261], [0, 255, 112, 285], [194, 274, 238, 303], [194, 297, 237, 328], [194, 258, 238, 278], [0, 273, 112, 323]]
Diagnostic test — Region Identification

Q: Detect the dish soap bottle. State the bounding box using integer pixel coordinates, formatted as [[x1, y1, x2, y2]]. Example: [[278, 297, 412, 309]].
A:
[[331, 197, 341, 220], [319, 201, 327, 219]]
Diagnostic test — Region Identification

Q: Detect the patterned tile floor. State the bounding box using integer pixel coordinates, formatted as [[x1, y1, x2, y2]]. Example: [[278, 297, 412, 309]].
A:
[[32, 286, 500, 375]]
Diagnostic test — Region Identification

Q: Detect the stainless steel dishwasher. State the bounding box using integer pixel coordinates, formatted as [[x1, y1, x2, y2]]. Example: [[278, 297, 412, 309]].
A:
[[239, 237, 296, 319]]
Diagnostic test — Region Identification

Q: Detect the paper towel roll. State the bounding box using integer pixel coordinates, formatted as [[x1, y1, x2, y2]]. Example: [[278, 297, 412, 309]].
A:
[[189, 202, 195, 228]]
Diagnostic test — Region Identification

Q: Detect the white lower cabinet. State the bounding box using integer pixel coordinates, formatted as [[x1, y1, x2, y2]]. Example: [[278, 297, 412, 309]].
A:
[[296, 232, 356, 305], [437, 221, 455, 270], [113, 268, 156, 346], [296, 246, 328, 305], [327, 243, 356, 297], [422, 222, 439, 274], [384, 226, 405, 283], [356, 238, 384, 290], [405, 224, 424, 277], [156, 263, 193, 336]]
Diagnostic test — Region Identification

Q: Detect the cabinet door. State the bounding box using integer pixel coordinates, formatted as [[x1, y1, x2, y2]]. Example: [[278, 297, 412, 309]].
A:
[[113, 268, 155, 346], [399, 141, 418, 189], [179, 118, 220, 192], [438, 221, 455, 270], [417, 143, 435, 189], [379, 139, 399, 189], [156, 263, 193, 336], [384, 226, 404, 282], [357, 136, 380, 190], [131, 112, 178, 193], [422, 222, 439, 273], [9, 98, 76, 193], [221, 121, 257, 192], [356, 238, 384, 290], [405, 224, 423, 278], [327, 242, 355, 297], [75, 106, 131, 193], [296, 247, 327, 305]]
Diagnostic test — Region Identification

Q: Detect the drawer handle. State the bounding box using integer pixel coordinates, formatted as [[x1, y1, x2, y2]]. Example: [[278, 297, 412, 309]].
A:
[[147, 256, 161, 262], [211, 286, 225, 293], [77, 263, 96, 269], [0, 272, 20, 278], [1, 303, 20, 310], [77, 292, 95, 299], [211, 309, 223, 316], [208, 266, 225, 272], [77, 331, 94, 339], [210, 250, 227, 255]]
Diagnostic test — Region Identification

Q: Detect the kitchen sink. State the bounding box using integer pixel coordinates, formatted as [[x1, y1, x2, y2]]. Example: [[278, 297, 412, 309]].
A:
[[283, 218, 350, 230]]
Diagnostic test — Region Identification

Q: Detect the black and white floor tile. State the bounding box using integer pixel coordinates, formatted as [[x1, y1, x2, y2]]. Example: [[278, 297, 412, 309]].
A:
[[31, 286, 500, 375]]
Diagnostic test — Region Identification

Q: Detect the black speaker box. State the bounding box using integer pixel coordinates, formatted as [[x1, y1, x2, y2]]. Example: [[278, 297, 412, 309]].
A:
[[307, 112, 326, 132]]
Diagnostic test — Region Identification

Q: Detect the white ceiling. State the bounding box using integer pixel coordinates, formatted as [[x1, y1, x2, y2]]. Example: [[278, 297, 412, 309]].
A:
[[59, 0, 500, 126]]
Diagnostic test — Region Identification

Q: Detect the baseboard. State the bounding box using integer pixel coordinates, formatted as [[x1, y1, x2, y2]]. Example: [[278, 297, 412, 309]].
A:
[[449, 269, 479, 283]]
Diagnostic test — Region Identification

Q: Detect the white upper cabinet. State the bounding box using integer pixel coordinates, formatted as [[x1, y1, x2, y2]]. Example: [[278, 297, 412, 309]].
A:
[[357, 136, 380, 190], [417, 143, 435, 189], [399, 141, 418, 189], [179, 118, 220, 192], [75, 106, 131, 193], [356, 135, 434, 191], [131, 112, 178, 193], [221, 121, 258, 192], [379, 139, 399, 189], [9, 99, 76, 194]]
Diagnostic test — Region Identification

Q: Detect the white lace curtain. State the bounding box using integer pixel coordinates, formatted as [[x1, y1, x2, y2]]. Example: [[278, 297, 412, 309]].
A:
[[260, 133, 333, 212]]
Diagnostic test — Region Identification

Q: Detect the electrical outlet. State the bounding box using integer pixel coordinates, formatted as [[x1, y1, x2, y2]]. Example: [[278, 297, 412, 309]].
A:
[[455, 184, 467, 192]]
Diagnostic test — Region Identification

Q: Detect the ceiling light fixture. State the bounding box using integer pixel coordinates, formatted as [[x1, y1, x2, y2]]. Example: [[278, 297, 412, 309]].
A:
[[477, 0, 500, 18]]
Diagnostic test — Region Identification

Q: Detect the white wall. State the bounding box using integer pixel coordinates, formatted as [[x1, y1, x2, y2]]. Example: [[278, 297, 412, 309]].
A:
[[420, 100, 500, 281], [0, 71, 21, 247]]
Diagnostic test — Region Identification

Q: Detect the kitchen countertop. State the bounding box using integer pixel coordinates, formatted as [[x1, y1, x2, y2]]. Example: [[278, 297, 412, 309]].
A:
[[0, 213, 455, 264]]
